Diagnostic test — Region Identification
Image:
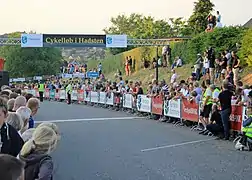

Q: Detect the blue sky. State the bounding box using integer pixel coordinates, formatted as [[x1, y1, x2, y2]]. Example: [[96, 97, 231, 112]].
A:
[[1, 0, 251, 34]]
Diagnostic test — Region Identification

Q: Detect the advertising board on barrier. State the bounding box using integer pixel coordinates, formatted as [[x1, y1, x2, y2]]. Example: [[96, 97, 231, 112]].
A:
[[49, 90, 55, 99], [60, 90, 66, 100], [84, 91, 91, 102], [87, 72, 99, 78], [106, 93, 114, 105], [99, 92, 106, 104], [91, 91, 99, 103], [164, 99, 181, 118], [230, 105, 244, 131], [181, 98, 199, 122], [151, 96, 163, 115], [137, 95, 151, 113], [123, 94, 133, 108], [72, 90, 78, 101], [77, 90, 84, 102]]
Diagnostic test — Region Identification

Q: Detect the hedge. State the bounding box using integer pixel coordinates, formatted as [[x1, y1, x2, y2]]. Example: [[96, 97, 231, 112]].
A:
[[171, 27, 247, 63]]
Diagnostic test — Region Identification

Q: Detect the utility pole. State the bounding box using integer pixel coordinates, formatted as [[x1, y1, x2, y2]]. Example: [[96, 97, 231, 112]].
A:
[[155, 46, 159, 83]]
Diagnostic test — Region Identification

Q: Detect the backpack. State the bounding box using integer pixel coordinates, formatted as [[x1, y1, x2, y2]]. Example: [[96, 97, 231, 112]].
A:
[[24, 155, 53, 180]]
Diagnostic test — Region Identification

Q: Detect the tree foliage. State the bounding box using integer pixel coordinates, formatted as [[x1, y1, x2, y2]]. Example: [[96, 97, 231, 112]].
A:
[[104, 14, 190, 55], [239, 28, 252, 67], [188, 0, 215, 34], [171, 27, 246, 63], [0, 32, 62, 77]]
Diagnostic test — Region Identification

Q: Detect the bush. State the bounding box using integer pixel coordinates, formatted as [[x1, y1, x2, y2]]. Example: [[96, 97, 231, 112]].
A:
[[171, 27, 246, 63], [239, 29, 252, 67]]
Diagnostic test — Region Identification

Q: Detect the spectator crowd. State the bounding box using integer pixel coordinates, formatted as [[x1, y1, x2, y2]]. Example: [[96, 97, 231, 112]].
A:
[[0, 85, 60, 180]]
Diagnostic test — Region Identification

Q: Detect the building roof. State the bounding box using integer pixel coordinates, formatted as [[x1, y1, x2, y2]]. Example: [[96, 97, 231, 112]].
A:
[[243, 18, 252, 28]]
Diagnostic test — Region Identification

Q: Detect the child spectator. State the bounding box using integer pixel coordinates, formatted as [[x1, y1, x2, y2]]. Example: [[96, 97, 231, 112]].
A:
[[19, 126, 59, 180], [26, 98, 40, 129]]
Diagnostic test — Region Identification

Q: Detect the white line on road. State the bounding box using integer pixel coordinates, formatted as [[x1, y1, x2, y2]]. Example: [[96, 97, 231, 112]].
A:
[[141, 138, 216, 152], [36, 117, 143, 123]]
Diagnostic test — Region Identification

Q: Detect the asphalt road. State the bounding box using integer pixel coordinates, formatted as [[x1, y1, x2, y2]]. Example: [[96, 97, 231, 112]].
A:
[[36, 101, 252, 180]]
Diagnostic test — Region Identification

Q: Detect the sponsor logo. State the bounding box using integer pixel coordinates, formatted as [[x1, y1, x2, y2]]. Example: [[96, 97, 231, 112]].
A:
[[184, 108, 197, 115]]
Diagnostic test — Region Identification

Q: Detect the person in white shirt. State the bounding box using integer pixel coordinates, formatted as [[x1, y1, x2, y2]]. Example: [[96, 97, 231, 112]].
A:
[[170, 69, 177, 84], [176, 57, 182, 67], [210, 84, 220, 103]]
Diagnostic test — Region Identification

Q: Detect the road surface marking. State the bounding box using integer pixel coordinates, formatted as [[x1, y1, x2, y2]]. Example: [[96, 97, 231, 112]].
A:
[[36, 117, 143, 123], [141, 138, 216, 152]]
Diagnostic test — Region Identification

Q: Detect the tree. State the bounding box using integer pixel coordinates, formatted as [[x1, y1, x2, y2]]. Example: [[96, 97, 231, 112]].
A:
[[103, 13, 173, 55], [0, 32, 62, 77], [188, 0, 215, 34], [239, 28, 252, 67]]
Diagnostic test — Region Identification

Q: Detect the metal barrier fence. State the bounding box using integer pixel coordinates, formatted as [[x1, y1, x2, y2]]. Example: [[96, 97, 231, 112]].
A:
[[26, 88, 247, 133]]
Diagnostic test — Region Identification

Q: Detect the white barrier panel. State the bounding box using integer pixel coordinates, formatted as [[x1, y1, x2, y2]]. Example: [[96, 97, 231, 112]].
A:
[[137, 95, 151, 113], [60, 90, 66, 100], [72, 90, 78, 101], [123, 94, 133, 108], [91, 91, 99, 103], [84, 91, 91, 102], [99, 92, 106, 104], [31, 90, 36, 97], [164, 99, 181, 118], [106, 92, 114, 105]]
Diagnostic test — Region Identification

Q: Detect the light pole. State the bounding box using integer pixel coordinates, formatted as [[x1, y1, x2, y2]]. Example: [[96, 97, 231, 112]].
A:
[[155, 46, 159, 83]]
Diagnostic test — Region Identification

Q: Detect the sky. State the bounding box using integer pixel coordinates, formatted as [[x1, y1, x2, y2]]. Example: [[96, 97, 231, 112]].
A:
[[0, 0, 251, 34]]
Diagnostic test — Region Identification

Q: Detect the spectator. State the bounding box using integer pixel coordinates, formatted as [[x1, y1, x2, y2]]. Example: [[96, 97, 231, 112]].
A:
[[1, 94, 9, 101], [203, 51, 210, 78], [225, 50, 232, 66], [19, 126, 59, 180], [226, 66, 234, 85], [220, 52, 228, 80], [98, 62, 102, 76], [16, 106, 32, 134], [9, 92, 18, 99], [195, 54, 203, 81], [24, 93, 34, 102], [203, 104, 223, 136], [0, 154, 25, 180], [231, 51, 240, 85], [170, 69, 177, 85], [37, 122, 61, 141], [27, 98, 40, 129], [210, 84, 220, 103], [216, 11, 223, 28], [208, 47, 215, 84], [199, 79, 212, 132], [0, 97, 24, 157], [21, 128, 35, 143], [6, 112, 23, 135], [218, 81, 233, 140], [13, 96, 27, 112], [215, 58, 221, 83], [7, 98, 15, 112]]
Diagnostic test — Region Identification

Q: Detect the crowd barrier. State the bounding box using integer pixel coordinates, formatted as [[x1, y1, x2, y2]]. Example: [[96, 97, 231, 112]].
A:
[[25, 88, 247, 133]]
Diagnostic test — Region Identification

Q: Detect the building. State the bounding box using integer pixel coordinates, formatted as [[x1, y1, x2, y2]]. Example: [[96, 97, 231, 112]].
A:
[[243, 18, 252, 28]]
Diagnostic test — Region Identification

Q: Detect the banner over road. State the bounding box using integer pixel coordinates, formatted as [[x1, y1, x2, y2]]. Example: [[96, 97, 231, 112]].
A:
[[43, 34, 106, 47]]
